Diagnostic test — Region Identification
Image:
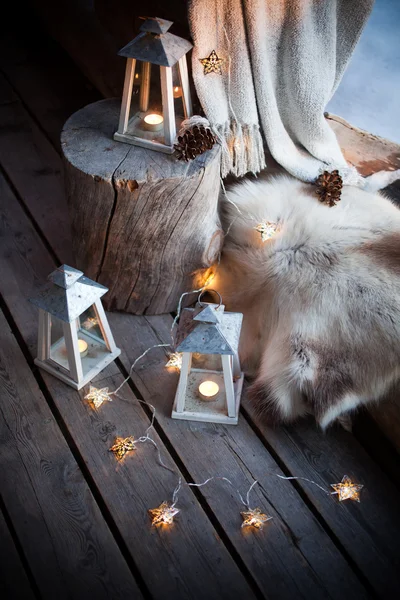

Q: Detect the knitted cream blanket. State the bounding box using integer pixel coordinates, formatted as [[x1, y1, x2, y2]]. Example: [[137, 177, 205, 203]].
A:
[[189, 0, 374, 182]]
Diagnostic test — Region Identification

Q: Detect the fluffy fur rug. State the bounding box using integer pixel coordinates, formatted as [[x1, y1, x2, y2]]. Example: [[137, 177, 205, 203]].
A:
[[217, 176, 400, 429]]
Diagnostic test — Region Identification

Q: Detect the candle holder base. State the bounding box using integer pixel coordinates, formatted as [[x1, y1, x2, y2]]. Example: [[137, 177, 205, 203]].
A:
[[34, 347, 121, 390], [171, 370, 244, 425], [114, 110, 184, 154]]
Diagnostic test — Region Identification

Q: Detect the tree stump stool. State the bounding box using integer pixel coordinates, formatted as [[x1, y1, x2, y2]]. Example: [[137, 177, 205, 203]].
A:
[[61, 99, 223, 315]]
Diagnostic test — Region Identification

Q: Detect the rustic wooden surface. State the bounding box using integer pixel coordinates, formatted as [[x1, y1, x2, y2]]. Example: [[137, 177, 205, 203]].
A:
[[0, 306, 141, 600], [1, 14, 400, 600], [62, 99, 223, 315], [0, 510, 36, 600]]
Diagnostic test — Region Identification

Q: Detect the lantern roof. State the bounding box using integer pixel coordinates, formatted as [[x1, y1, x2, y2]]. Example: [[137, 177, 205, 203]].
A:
[[30, 265, 108, 322], [193, 303, 224, 325], [175, 303, 243, 355], [118, 17, 193, 67]]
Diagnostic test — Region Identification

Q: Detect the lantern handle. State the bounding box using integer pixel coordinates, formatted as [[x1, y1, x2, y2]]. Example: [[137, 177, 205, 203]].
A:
[[198, 289, 222, 308]]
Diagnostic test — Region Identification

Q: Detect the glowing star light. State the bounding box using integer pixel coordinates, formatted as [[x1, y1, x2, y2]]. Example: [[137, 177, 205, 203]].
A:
[[82, 316, 98, 330], [200, 50, 224, 75], [254, 221, 278, 242], [85, 386, 112, 408], [109, 436, 136, 461], [149, 502, 180, 526], [165, 352, 183, 371], [331, 475, 364, 502], [241, 507, 272, 529]]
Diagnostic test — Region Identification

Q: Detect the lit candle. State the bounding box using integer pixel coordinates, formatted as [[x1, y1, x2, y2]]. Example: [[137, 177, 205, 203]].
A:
[[143, 113, 164, 132], [173, 86, 182, 98], [78, 339, 88, 357], [198, 381, 219, 401], [134, 72, 141, 85]]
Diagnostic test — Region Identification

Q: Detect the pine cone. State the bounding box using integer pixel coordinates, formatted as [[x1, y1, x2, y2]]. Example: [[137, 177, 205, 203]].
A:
[[174, 125, 216, 161], [315, 170, 343, 207]]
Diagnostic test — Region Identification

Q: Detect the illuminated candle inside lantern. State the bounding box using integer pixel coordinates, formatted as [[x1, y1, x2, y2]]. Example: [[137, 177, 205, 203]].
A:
[[143, 114, 164, 132], [78, 339, 88, 357], [173, 86, 182, 98], [198, 380, 219, 400], [134, 72, 141, 85]]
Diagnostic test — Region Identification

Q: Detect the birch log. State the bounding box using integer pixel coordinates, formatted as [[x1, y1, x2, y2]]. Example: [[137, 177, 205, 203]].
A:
[[61, 99, 223, 315]]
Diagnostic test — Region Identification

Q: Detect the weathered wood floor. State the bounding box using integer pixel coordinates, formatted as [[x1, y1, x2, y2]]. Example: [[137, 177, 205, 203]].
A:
[[1, 19, 400, 600]]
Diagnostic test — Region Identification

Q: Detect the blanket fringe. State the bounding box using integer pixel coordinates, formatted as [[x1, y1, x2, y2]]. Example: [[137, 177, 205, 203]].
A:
[[214, 121, 266, 178]]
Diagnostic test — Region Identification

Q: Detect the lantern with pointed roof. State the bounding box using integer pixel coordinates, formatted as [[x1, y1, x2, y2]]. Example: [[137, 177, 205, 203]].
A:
[[30, 265, 120, 390], [114, 16, 193, 153], [172, 291, 244, 424]]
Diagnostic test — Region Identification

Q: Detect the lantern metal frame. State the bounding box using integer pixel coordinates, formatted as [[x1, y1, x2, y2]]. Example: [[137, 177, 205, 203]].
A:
[[114, 17, 193, 154], [30, 265, 120, 390], [172, 296, 244, 425]]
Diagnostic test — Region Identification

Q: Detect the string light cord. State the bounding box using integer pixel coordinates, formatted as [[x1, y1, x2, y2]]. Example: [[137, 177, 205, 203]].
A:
[[114, 390, 178, 475], [273, 473, 364, 501], [170, 272, 217, 346], [110, 343, 171, 397], [183, 476, 260, 510], [273, 473, 331, 496]]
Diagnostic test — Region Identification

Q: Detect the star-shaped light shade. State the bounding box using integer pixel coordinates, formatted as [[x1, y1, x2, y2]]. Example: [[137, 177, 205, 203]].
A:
[[149, 502, 180, 526], [109, 436, 136, 461], [241, 507, 272, 529], [200, 50, 224, 75], [331, 475, 364, 502], [85, 386, 112, 408], [165, 352, 183, 371], [254, 221, 279, 242]]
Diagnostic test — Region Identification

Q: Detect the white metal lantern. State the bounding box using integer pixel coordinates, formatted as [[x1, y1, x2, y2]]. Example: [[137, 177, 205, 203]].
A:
[[172, 292, 244, 425], [30, 265, 121, 390], [114, 16, 193, 154]]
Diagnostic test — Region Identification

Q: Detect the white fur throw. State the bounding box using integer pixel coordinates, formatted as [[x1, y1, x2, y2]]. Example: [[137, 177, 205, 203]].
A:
[[218, 176, 400, 428], [189, 0, 373, 182]]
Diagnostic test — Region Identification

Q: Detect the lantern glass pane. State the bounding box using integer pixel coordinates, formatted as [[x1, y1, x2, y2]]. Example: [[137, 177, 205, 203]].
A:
[[75, 304, 111, 376], [78, 305, 105, 344], [191, 353, 222, 372], [49, 315, 70, 372], [172, 63, 184, 118], [126, 61, 165, 143], [128, 59, 144, 121]]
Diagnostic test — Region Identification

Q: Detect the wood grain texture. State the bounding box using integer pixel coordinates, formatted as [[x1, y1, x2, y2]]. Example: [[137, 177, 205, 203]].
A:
[[62, 99, 223, 315], [0, 510, 35, 600], [0, 20, 100, 151], [0, 309, 142, 600], [0, 173, 255, 600], [30, 0, 124, 98], [0, 74, 73, 264], [109, 312, 370, 600], [242, 399, 400, 597]]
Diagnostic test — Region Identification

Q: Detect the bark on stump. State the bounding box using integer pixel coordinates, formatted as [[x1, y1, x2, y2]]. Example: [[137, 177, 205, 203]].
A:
[[61, 99, 223, 315]]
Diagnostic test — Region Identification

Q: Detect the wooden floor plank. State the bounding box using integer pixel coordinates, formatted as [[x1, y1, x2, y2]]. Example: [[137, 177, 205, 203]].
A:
[[0, 309, 142, 600], [1, 18, 399, 597], [0, 174, 256, 600], [110, 313, 370, 600], [3, 0, 399, 458], [0, 509, 36, 600], [242, 401, 400, 597], [114, 312, 400, 598], [0, 73, 73, 264], [0, 22, 99, 151]]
